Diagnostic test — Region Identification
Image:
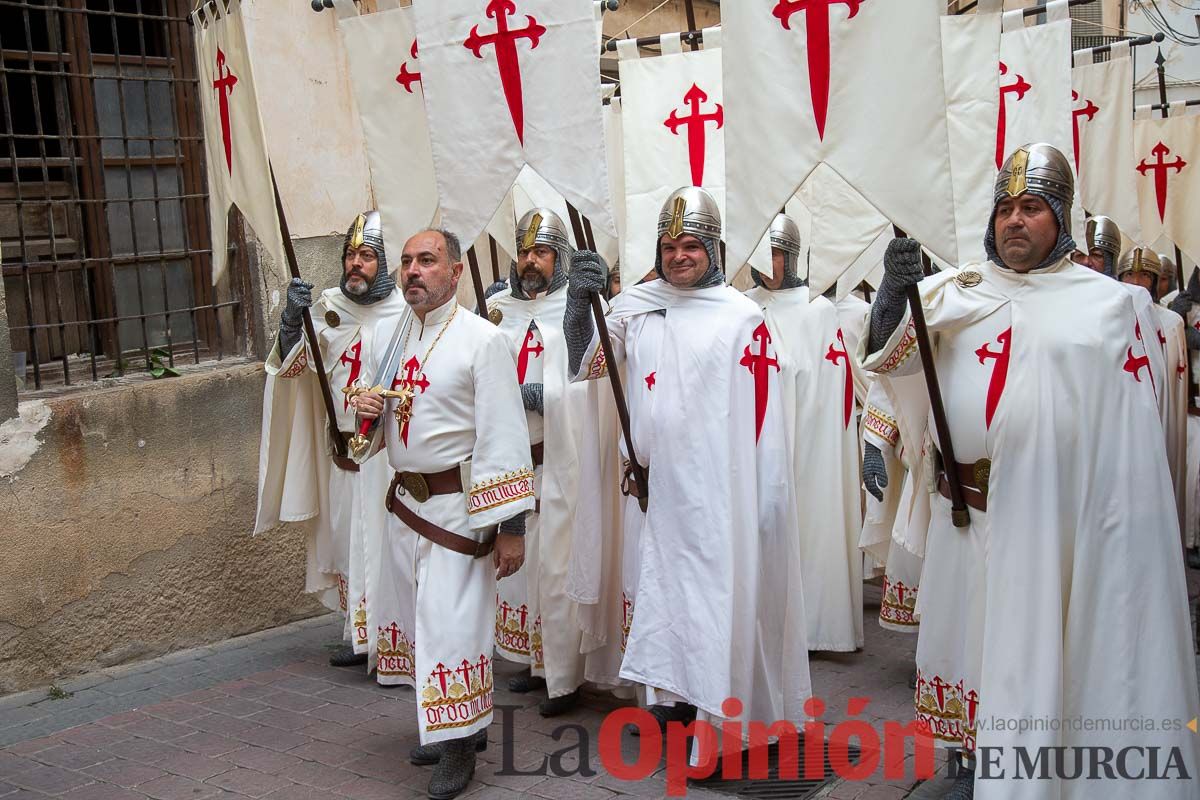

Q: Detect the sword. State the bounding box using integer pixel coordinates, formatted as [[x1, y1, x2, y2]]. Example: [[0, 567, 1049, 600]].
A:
[[344, 309, 413, 458]]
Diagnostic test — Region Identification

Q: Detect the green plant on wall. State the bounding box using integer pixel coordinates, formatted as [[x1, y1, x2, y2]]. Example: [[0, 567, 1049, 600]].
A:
[[148, 348, 181, 379]]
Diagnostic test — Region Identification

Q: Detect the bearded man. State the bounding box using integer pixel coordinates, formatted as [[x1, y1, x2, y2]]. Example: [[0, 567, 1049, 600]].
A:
[[353, 228, 534, 800], [255, 210, 405, 676], [1078, 215, 1120, 276], [861, 143, 1199, 800], [564, 187, 810, 748], [486, 208, 591, 716], [744, 213, 863, 653]]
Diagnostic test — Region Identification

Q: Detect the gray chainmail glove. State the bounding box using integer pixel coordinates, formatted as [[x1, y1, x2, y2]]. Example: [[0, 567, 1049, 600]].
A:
[[521, 383, 544, 415], [278, 277, 313, 357], [498, 512, 526, 537], [565, 250, 608, 375], [867, 238, 924, 355], [1169, 292, 1193, 320], [1186, 326, 1200, 352], [484, 279, 508, 300], [862, 441, 889, 503]]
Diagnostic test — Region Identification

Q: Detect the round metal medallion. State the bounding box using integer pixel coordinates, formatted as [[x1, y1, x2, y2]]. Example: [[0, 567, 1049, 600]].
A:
[[956, 270, 982, 288], [324, 310, 341, 328], [488, 307, 503, 325], [399, 471, 431, 503]]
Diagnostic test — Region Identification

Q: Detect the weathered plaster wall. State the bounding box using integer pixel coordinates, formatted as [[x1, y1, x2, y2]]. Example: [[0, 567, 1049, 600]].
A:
[[0, 363, 329, 694]]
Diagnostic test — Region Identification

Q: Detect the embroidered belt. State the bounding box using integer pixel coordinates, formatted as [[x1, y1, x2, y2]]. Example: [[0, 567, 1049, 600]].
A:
[[936, 458, 990, 513], [384, 470, 494, 559]]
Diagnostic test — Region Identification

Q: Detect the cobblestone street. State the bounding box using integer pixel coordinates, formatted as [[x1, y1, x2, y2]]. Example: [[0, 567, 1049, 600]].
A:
[[0, 584, 952, 800]]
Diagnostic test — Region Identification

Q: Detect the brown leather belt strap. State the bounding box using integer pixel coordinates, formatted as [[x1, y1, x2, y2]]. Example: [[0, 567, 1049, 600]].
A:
[[621, 461, 649, 502], [385, 487, 495, 559], [936, 458, 989, 513], [331, 454, 360, 473], [531, 442, 545, 467], [387, 467, 463, 501]]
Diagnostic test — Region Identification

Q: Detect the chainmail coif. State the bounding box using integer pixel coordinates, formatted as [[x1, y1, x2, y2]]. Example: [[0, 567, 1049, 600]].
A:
[[750, 251, 806, 291]]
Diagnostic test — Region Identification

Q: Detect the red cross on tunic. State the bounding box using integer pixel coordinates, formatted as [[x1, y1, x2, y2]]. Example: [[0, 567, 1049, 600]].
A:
[[455, 659, 474, 688], [498, 600, 512, 625], [1123, 321, 1156, 395], [740, 322, 781, 443], [772, 0, 864, 141], [212, 48, 239, 176], [974, 327, 1012, 430], [431, 662, 453, 696], [381, 621, 402, 651], [644, 371, 656, 391], [391, 355, 430, 447], [930, 675, 951, 711], [824, 328, 854, 430], [396, 40, 421, 93], [663, 83, 724, 187], [339, 340, 363, 410], [475, 654, 491, 686], [1070, 90, 1099, 173], [464, 0, 546, 146], [1137, 141, 1188, 224], [516, 326, 544, 384], [515, 604, 529, 629], [996, 62, 1031, 170]]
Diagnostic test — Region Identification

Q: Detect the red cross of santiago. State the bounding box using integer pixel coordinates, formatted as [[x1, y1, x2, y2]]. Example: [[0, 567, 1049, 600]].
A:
[[396, 40, 421, 94], [212, 48, 238, 176], [339, 340, 363, 411], [1136, 141, 1187, 224], [996, 62, 1031, 170], [391, 355, 430, 447], [740, 322, 780, 443], [516, 326, 543, 384], [464, 0, 546, 146], [772, 0, 865, 141], [664, 83, 723, 187], [1070, 91, 1099, 173]]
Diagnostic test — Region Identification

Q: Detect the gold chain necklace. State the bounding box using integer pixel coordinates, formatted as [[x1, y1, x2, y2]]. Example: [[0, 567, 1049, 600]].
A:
[[391, 302, 458, 429]]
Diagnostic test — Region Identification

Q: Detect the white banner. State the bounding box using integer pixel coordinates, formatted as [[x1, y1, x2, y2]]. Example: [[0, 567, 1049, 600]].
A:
[[192, 0, 284, 284], [724, 0, 959, 272], [1134, 112, 1200, 265], [618, 35, 724, 288], [1073, 44, 1140, 242], [414, 0, 614, 249], [339, 6, 439, 252]]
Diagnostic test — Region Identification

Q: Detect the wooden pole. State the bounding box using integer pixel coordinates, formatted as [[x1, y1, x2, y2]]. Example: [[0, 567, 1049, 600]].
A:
[[893, 227, 969, 527], [465, 246, 489, 318], [566, 203, 648, 511], [270, 167, 346, 459]]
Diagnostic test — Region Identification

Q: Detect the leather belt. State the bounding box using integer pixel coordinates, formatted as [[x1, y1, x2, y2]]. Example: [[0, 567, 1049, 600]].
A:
[[621, 460, 649, 501], [936, 458, 990, 513], [384, 471, 494, 559], [388, 467, 462, 504], [531, 441, 545, 467], [331, 454, 360, 473]]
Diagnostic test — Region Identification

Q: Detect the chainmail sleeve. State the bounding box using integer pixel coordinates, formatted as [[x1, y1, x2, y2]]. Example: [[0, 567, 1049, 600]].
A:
[[867, 282, 910, 355], [565, 295, 596, 376], [278, 324, 303, 362], [498, 511, 526, 537]]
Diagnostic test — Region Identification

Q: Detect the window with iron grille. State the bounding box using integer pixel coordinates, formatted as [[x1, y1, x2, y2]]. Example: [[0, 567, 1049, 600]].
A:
[[0, 0, 248, 396]]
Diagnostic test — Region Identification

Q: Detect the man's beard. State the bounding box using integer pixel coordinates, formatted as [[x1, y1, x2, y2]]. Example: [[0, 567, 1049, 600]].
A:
[[344, 269, 370, 296], [405, 275, 455, 308], [519, 266, 550, 297]]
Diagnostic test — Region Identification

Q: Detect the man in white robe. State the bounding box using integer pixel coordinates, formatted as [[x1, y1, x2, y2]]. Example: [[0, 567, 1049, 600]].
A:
[[1170, 273, 1200, 566], [254, 211, 404, 674], [487, 208, 589, 716], [564, 187, 811, 746], [744, 213, 863, 652], [352, 229, 535, 800], [861, 143, 1199, 800]]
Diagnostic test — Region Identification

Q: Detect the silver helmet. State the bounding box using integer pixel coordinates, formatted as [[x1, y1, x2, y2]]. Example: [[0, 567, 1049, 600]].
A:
[[769, 213, 802, 257], [657, 186, 722, 242], [994, 143, 1074, 219], [1085, 216, 1121, 259], [515, 207, 572, 255], [1117, 247, 1163, 279], [343, 210, 387, 273], [1158, 252, 1177, 282]]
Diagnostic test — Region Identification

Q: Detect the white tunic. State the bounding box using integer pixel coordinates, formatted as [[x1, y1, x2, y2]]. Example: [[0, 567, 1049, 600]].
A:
[[864, 258, 1200, 798], [254, 287, 404, 659], [572, 280, 811, 734], [364, 297, 535, 743], [746, 286, 863, 651], [486, 287, 593, 698]]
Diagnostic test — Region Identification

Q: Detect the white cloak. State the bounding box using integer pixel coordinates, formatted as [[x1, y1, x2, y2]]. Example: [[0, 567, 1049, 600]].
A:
[[1153, 304, 1188, 537], [571, 279, 811, 732], [746, 286, 863, 651], [254, 287, 404, 650], [863, 258, 1200, 797], [487, 286, 592, 698]]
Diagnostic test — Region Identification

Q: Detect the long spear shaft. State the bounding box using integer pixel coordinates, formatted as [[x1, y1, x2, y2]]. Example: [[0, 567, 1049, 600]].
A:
[[566, 203, 649, 511], [892, 227, 969, 528], [465, 246, 489, 318], [270, 167, 347, 460]]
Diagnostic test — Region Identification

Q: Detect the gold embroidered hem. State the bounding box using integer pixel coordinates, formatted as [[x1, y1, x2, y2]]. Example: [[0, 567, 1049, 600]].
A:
[[495, 601, 532, 658], [914, 668, 979, 752], [879, 577, 919, 629], [620, 592, 634, 654], [469, 469, 535, 515], [584, 342, 607, 380], [420, 656, 495, 733], [531, 615, 544, 670], [377, 622, 416, 680], [336, 574, 349, 613], [279, 349, 309, 378], [878, 321, 918, 375], [864, 406, 900, 447], [352, 602, 368, 648]]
